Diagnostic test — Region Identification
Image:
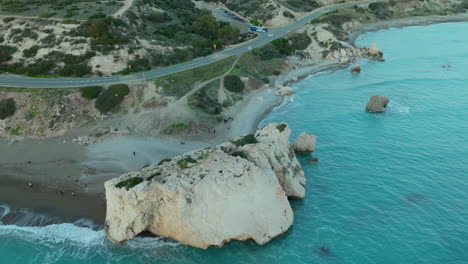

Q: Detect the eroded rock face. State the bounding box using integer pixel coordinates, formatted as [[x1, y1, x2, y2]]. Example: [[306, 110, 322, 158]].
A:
[[104, 123, 306, 248], [293, 132, 317, 154], [366, 95, 390, 113]]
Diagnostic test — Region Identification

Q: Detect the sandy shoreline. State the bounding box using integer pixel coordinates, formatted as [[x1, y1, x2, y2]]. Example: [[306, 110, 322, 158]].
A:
[[2, 13, 468, 225]]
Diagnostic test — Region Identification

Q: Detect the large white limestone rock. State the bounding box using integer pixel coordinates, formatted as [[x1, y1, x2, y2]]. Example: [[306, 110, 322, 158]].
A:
[[104, 123, 306, 249]]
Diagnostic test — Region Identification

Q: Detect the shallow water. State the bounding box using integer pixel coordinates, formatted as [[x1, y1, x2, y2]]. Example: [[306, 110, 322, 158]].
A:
[[2, 22, 468, 263]]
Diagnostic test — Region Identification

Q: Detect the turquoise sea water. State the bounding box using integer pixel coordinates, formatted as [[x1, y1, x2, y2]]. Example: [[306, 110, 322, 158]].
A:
[[2, 22, 468, 263]]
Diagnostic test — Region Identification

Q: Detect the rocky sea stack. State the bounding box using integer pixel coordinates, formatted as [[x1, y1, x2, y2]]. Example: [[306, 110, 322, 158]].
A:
[[366, 95, 390, 113], [104, 123, 306, 249]]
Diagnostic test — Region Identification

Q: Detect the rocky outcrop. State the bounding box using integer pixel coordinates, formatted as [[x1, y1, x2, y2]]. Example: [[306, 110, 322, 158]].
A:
[[367, 43, 384, 61], [366, 95, 389, 113], [276, 86, 295, 96], [293, 132, 317, 154], [368, 43, 380, 56], [104, 123, 306, 249]]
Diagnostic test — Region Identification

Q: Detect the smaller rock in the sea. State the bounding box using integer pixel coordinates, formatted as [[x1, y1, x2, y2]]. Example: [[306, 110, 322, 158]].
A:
[[351, 65, 361, 73], [277, 86, 295, 96], [367, 43, 384, 61], [309, 157, 319, 164], [294, 132, 317, 154], [28, 183, 33, 188], [366, 95, 389, 113], [367, 43, 380, 56]]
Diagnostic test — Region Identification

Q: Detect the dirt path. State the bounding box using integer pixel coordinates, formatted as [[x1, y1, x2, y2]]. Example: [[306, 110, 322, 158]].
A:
[[113, 0, 134, 18], [176, 55, 241, 105]]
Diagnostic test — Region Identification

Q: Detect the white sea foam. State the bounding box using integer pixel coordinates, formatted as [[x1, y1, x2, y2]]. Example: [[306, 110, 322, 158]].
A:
[[0, 216, 180, 255], [386, 101, 410, 114]]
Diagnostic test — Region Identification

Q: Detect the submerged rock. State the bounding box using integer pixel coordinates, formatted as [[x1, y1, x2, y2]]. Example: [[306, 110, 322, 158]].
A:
[[104, 123, 306, 249], [309, 157, 319, 164], [366, 95, 390, 113], [351, 65, 361, 73], [293, 132, 317, 154]]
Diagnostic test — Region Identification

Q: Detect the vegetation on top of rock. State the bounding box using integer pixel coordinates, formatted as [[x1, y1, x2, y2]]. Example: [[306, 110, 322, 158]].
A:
[[231, 150, 248, 159], [147, 171, 162, 182], [80, 86, 103, 99], [115, 177, 144, 190], [276, 124, 287, 132], [0, 98, 17, 120], [232, 134, 258, 147], [158, 158, 172, 166], [177, 156, 198, 169], [224, 75, 244, 93]]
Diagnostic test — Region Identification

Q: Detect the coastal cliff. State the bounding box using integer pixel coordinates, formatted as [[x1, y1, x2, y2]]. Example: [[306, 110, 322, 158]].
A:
[[104, 123, 306, 249]]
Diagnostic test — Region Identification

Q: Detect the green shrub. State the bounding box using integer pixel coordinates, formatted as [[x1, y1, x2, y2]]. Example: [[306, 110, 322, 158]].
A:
[[158, 158, 172, 165], [224, 75, 244, 93], [147, 171, 162, 181], [232, 134, 257, 147], [58, 63, 92, 77], [462, 0, 468, 9], [231, 150, 247, 159], [283, 10, 295, 18], [78, 16, 129, 46], [80, 86, 103, 99], [108, 84, 130, 99], [3, 17, 15, 23], [276, 123, 287, 132], [252, 43, 281, 60], [163, 122, 191, 134], [0, 98, 17, 120], [189, 86, 222, 115], [95, 87, 127, 113], [115, 177, 143, 190], [326, 13, 353, 28], [272, 38, 293, 56], [147, 11, 170, 23], [23, 46, 39, 58], [177, 156, 197, 169], [288, 33, 312, 51], [0, 45, 17, 63]]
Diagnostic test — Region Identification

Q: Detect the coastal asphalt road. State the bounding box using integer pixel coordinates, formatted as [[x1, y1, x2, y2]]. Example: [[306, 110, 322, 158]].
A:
[[0, 0, 381, 88]]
